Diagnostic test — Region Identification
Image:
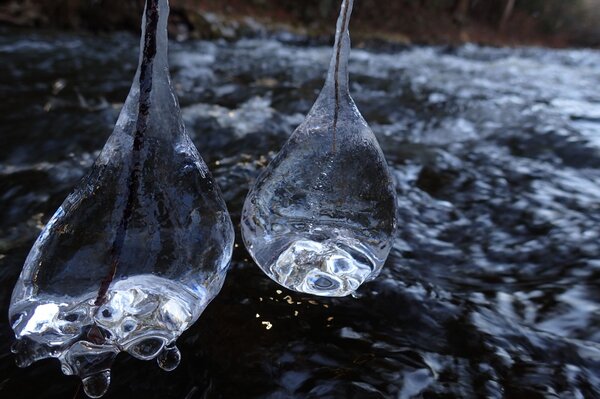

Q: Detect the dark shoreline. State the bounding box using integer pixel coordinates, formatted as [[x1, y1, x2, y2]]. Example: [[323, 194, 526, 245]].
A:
[[0, 0, 598, 48]]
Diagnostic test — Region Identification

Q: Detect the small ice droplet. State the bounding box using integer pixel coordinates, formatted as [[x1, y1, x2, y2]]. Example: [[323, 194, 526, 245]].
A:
[[313, 275, 337, 289], [82, 371, 111, 399], [61, 363, 73, 376], [157, 344, 181, 371], [128, 338, 166, 360], [241, 0, 396, 297]]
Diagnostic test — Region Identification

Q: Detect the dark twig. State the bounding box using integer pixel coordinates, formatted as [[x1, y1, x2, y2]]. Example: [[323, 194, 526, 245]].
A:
[[93, 0, 159, 312]]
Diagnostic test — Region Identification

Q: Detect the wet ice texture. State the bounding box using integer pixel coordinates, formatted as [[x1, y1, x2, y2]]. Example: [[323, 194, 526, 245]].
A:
[[241, 0, 397, 297], [8, 0, 234, 397]]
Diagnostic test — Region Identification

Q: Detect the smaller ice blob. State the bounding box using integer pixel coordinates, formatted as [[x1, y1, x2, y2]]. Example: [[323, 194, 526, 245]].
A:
[[8, 0, 234, 397], [241, 0, 397, 297]]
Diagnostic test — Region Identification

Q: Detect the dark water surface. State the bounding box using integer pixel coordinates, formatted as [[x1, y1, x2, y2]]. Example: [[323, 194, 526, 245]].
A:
[[0, 28, 599, 398]]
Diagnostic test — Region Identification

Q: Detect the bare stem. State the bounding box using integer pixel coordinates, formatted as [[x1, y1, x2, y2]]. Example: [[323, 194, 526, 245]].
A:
[[330, 0, 354, 153], [93, 0, 163, 313]]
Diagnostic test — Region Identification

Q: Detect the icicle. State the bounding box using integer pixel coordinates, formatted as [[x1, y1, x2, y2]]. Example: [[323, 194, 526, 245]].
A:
[[8, 1, 234, 397], [325, 0, 353, 152], [241, 0, 397, 297]]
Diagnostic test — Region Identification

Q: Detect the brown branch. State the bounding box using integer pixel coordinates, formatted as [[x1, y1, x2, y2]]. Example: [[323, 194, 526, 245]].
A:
[[93, 0, 159, 311], [499, 0, 516, 31]]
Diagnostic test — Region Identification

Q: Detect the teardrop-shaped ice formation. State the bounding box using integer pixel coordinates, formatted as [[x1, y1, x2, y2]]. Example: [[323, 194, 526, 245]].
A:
[[8, 1, 234, 397], [241, 0, 396, 297]]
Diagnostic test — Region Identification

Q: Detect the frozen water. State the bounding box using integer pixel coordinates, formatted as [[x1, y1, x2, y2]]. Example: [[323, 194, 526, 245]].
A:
[[241, 0, 397, 297], [8, 0, 234, 397]]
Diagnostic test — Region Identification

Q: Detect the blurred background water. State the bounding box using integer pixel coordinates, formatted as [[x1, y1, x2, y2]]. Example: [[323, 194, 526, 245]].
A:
[[1, 1, 600, 398]]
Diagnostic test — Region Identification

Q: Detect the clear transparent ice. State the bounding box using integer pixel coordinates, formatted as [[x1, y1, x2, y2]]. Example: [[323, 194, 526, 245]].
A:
[[241, 0, 397, 297], [8, 0, 234, 397]]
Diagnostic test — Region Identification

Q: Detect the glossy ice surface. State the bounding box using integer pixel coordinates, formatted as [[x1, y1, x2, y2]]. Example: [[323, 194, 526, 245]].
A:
[[8, 1, 234, 397], [242, 0, 397, 296]]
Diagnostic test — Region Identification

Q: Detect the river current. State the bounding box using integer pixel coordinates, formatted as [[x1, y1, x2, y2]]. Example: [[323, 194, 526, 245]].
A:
[[0, 28, 599, 398]]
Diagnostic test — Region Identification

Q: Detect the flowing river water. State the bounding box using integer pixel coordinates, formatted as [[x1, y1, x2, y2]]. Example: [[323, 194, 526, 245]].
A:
[[0, 28, 599, 398]]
